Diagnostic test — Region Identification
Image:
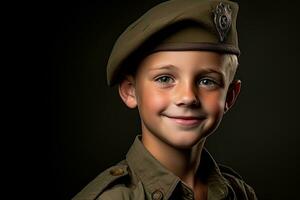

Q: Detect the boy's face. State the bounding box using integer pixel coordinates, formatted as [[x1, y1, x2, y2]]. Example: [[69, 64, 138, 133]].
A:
[[119, 51, 240, 149]]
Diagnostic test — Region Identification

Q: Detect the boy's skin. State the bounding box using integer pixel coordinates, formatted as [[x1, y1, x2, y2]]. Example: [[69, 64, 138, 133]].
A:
[[119, 51, 241, 200]]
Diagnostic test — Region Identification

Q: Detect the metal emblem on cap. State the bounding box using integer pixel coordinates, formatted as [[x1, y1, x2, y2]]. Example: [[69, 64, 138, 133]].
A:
[[213, 2, 232, 42]]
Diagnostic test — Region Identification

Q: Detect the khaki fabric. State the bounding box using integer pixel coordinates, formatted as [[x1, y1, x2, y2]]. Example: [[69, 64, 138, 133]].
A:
[[73, 136, 257, 200]]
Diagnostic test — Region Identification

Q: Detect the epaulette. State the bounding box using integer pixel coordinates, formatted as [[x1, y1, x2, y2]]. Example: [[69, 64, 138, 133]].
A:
[[218, 164, 243, 180], [72, 160, 129, 200], [218, 164, 258, 199]]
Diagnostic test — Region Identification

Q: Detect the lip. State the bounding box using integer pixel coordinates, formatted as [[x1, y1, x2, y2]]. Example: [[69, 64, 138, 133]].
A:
[[164, 115, 205, 126]]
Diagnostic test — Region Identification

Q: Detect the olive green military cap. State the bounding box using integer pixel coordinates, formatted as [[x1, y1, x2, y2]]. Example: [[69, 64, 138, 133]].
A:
[[107, 0, 240, 86]]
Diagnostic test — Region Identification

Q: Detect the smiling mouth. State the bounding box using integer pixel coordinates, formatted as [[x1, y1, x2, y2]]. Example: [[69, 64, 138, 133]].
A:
[[163, 115, 206, 126]]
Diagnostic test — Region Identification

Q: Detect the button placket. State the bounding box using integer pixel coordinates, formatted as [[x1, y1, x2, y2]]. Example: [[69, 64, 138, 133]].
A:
[[182, 185, 194, 200]]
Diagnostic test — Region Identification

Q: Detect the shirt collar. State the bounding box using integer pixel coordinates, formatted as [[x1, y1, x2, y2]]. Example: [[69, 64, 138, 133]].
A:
[[126, 135, 230, 199]]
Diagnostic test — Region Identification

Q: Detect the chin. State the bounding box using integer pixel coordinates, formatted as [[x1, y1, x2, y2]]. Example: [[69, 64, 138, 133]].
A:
[[166, 133, 206, 149]]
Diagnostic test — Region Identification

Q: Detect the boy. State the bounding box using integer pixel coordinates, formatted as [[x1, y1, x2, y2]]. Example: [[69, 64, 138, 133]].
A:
[[73, 0, 257, 199]]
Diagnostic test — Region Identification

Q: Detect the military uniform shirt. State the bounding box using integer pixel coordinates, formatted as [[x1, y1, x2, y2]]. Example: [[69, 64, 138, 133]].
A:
[[73, 136, 257, 200]]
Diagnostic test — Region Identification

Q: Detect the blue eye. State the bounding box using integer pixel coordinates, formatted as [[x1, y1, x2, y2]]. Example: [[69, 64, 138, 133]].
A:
[[198, 78, 218, 89], [155, 76, 174, 84]]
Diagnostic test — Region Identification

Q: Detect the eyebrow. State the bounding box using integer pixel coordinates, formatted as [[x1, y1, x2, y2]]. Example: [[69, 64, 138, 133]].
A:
[[149, 64, 179, 71], [149, 65, 224, 77], [198, 68, 225, 77]]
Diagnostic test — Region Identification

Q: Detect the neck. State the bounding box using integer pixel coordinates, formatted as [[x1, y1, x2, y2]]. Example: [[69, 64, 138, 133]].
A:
[[142, 131, 206, 190]]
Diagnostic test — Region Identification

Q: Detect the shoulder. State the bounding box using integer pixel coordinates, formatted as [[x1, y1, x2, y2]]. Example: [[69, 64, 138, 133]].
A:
[[219, 164, 258, 200], [72, 160, 144, 200]]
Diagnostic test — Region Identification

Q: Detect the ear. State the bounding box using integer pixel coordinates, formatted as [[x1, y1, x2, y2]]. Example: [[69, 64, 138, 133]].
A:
[[118, 76, 137, 109], [224, 80, 241, 114]]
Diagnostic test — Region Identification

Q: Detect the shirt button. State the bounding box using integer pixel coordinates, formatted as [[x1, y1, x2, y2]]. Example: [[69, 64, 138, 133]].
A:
[[152, 189, 163, 200], [109, 167, 124, 176]]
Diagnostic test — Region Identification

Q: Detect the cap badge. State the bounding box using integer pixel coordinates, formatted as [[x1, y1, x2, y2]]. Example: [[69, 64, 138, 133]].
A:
[[213, 2, 232, 42]]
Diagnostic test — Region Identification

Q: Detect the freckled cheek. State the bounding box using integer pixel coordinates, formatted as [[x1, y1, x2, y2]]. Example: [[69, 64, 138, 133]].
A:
[[201, 93, 225, 115], [139, 89, 170, 112]]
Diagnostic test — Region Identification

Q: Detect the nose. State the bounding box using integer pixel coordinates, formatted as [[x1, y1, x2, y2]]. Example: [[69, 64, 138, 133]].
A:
[[174, 81, 200, 107]]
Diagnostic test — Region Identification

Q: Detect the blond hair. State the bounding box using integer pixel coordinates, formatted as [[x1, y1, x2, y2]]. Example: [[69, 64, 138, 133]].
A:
[[222, 54, 239, 84]]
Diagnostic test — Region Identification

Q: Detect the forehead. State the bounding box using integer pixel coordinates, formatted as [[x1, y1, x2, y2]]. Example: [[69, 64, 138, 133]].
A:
[[137, 51, 226, 74]]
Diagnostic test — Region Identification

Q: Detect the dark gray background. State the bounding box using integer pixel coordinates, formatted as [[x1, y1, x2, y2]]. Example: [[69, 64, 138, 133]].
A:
[[39, 0, 300, 199]]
